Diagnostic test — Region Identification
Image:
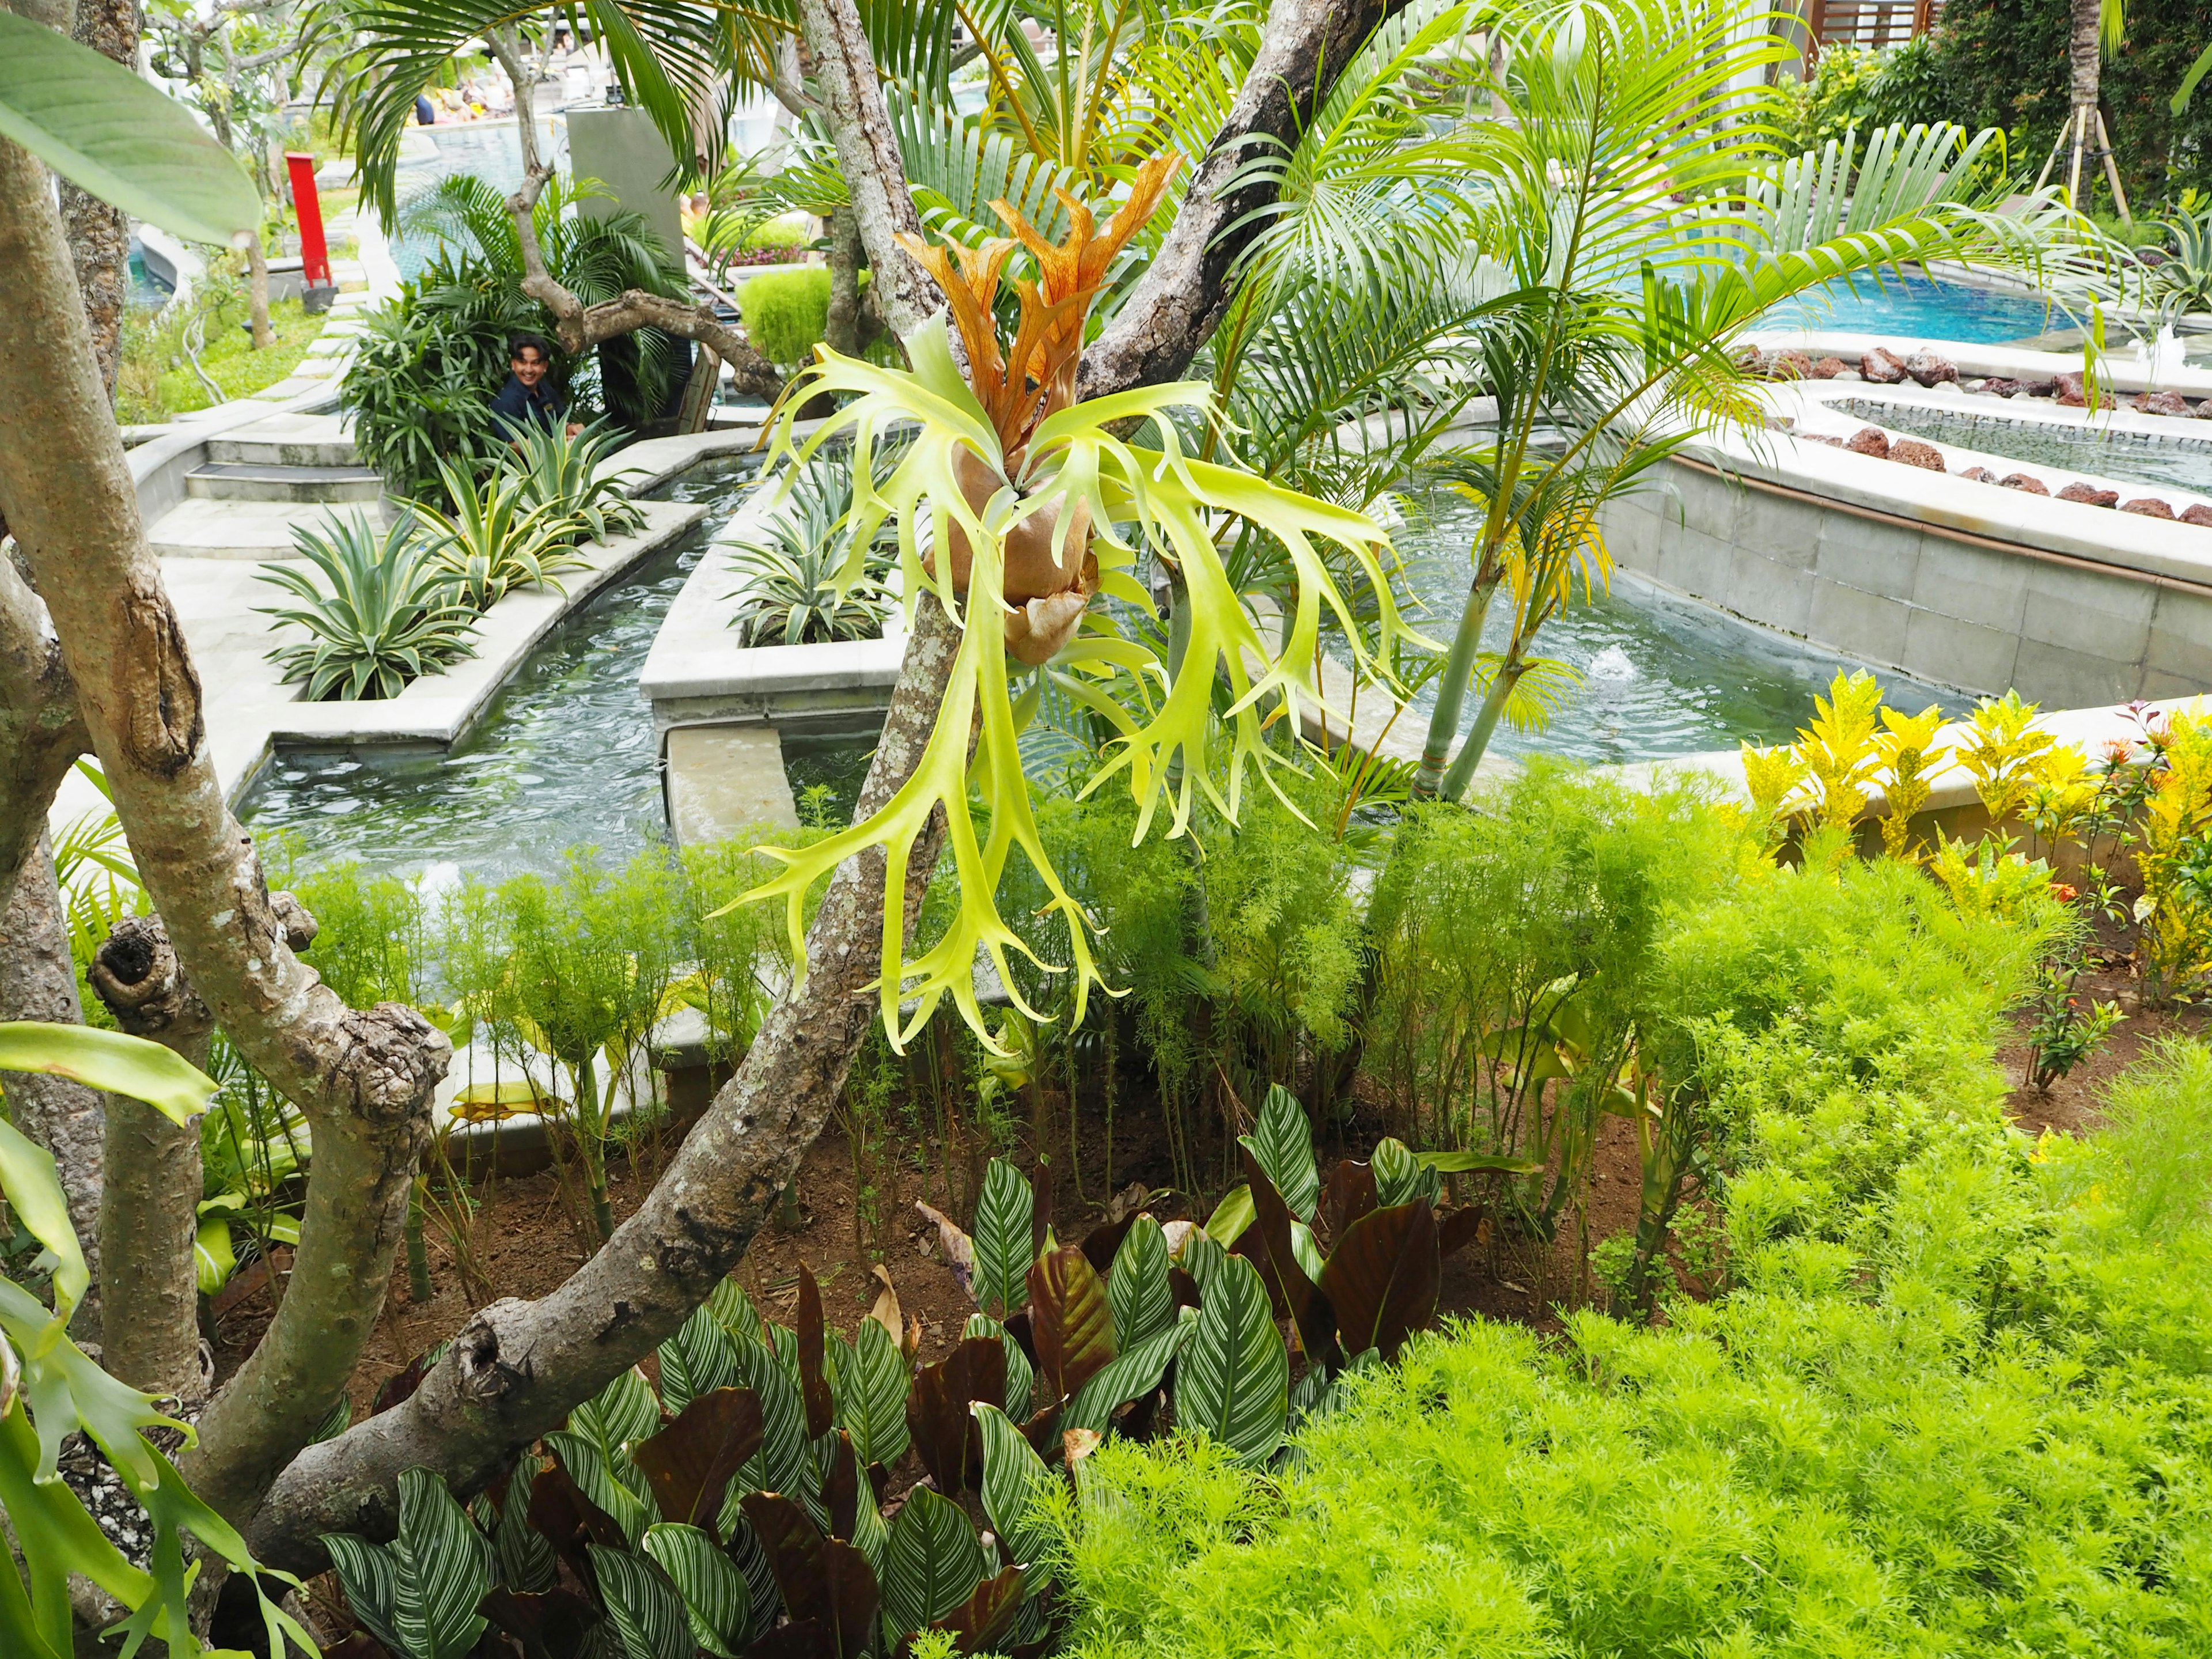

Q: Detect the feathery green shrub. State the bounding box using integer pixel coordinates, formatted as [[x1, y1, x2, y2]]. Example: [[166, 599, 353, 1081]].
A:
[[1056, 892, 2209, 1659], [739, 267, 834, 368]]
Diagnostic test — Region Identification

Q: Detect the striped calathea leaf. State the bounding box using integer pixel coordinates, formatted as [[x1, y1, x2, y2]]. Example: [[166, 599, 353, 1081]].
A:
[[1173, 1252, 1290, 1465], [322, 1469, 494, 1659]]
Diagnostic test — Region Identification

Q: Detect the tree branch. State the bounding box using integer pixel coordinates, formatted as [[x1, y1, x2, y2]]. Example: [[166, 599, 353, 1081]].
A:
[[0, 553, 88, 893], [245, 596, 966, 1571], [0, 132, 451, 1524], [1076, 0, 1408, 402], [792, 0, 942, 341], [490, 28, 786, 404]]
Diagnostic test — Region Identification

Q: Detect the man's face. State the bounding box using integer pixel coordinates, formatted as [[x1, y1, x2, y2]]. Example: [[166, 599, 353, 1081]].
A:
[[512, 347, 548, 388]]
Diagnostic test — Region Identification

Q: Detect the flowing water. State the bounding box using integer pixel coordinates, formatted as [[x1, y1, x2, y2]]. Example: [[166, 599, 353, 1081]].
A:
[[241, 466, 1965, 877], [237, 458, 760, 881]]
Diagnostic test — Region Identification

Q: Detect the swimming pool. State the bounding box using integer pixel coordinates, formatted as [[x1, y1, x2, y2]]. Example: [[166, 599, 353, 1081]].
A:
[[1769, 272, 2063, 344], [1835, 396, 2212, 495]]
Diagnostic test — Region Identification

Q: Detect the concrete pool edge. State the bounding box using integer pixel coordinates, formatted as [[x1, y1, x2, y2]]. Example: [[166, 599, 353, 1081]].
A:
[[1601, 407, 2212, 707]]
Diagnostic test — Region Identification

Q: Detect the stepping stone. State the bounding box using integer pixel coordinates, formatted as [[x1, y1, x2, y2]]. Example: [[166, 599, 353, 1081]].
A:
[[185, 461, 383, 505], [148, 497, 384, 560]]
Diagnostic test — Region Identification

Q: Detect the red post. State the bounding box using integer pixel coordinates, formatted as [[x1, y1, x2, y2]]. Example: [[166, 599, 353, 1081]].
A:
[[285, 151, 331, 289]]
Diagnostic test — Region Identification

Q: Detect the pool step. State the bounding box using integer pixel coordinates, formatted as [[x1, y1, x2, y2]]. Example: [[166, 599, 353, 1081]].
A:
[[149, 497, 387, 560], [185, 462, 384, 504]]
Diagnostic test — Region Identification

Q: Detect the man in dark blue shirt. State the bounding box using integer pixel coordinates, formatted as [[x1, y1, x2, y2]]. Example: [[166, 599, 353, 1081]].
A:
[[489, 334, 581, 441]]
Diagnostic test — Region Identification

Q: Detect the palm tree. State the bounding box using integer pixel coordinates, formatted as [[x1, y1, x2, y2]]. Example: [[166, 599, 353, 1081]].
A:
[[2040, 0, 2131, 215], [1407, 9, 2053, 798]]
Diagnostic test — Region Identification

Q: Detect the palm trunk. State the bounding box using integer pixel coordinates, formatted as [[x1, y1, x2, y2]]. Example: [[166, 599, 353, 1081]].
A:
[[2066, 0, 2103, 207], [1438, 654, 1528, 802], [1414, 569, 1502, 795]]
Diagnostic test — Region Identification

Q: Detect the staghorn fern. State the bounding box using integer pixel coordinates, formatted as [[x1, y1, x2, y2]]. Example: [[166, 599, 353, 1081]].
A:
[[722, 161, 1411, 1049]]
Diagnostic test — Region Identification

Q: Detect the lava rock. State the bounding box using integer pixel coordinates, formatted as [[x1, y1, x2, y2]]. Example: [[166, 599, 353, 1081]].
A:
[[1859, 348, 1910, 384], [1982, 377, 2026, 397], [2135, 390, 2191, 418], [1904, 349, 1959, 387], [2057, 482, 2120, 507], [2055, 373, 2090, 407], [1845, 426, 1892, 458], [1766, 348, 1814, 380], [1801, 433, 1845, 446], [2181, 503, 2212, 525], [1890, 437, 1946, 470], [1809, 355, 1849, 379], [2001, 474, 2050, 494], [2122, 497, 2177, 517], [1956, 465, 1997, 482]]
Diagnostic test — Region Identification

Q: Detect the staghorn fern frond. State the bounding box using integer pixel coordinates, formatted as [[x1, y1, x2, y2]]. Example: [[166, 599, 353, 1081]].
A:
[[727, 287, 1406, 1050]]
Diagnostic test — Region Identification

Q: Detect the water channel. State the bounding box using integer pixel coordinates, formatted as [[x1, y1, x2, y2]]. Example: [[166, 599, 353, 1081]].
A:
[[241, 461, 1971, 879]]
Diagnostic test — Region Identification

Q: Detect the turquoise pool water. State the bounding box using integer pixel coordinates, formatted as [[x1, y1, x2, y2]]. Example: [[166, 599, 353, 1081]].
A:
[[1772, 272, 2062, 344]]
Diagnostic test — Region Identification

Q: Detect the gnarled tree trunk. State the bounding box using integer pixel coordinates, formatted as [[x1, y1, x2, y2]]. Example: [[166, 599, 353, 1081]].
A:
[[0, 129, 452, 1527], [90, 914, 213, 1402], [58, 0, 139, 397]]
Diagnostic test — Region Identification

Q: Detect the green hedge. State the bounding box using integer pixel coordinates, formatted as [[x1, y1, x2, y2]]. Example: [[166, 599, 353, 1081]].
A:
[[740, 267, 832, 368], [1055, 861, 2212, 1656]]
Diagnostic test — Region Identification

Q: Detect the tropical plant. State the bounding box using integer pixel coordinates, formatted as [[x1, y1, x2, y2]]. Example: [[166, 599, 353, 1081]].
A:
[[257, 510, 482, 700], [402, 169, 695, 419], [733, 158, 1409, 1048], [341, 288, 528, 501], [726, 458, 897, 647], [501, 418, 649, 542], [324, 1172, 1296, 1659], [1409, 3, 2054, 796], [0, 1021, 308, 1658], [410, 455, 594, 611]]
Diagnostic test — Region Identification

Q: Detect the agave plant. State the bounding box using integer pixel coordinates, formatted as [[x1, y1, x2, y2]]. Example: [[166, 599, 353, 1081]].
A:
[[735, 158, 1410, 1047], [410, 456, 594, 612], [501, 418, 649, 543], [257, 512, 481, 701], [726, 457, 896, 647]]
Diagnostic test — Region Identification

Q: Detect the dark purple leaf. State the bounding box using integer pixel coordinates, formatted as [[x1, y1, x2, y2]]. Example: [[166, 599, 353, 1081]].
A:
[[906, 1337, 1007, 1497], [1027, 1246, 1114, 1406], [742, 1491, 827, 1622], [1320, 1159, 1378, 1245], [632, 1385, 764, 1535], [1317, 1198, 1440, 1361], [796, 1263, 835, 1441], [480, 1586, 602, 1659]]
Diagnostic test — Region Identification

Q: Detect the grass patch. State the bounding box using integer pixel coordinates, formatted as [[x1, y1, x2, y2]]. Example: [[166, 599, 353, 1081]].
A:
[[118, 291, 330, 424]]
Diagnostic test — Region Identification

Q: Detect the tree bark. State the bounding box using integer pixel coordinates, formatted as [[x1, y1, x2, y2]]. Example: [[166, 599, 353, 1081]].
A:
[[1076, 0, 1407, 402], [0, 131, 452, 1525], [0, 831, 105, 1340], [487, 28, 787, 402], [0, 552, 89, 893], [823, 204, 877, 359], [792, 0, 940, 340], [58, 0, 139, 399], [245, 597, 965, 1570], [90, 914, 213, 1402]]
